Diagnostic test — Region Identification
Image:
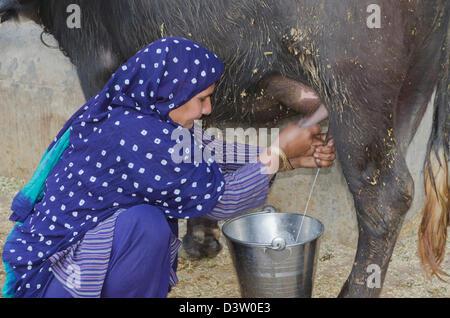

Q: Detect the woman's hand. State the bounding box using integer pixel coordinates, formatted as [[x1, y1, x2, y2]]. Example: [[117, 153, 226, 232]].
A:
[[274, 123, 322, 159], [288, 137, 336, 169], [259, 124, 333, 175]]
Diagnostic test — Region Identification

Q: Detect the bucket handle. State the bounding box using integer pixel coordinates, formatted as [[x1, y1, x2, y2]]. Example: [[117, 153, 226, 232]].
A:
[[261, 206, 285, 250], [269, 236, 286, 251], [261, 205, 277, 214]]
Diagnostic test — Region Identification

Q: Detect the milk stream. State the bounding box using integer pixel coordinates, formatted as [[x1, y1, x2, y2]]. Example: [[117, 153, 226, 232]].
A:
[[294, 167, 321, 243]]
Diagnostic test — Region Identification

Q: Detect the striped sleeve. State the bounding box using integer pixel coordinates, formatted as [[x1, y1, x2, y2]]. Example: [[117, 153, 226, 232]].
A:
[[201, 130, 263, 174], [205, 161, 272, 221]]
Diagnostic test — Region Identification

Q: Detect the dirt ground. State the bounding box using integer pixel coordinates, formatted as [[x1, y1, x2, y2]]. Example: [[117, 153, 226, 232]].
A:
[[0, 176, 448, 298]]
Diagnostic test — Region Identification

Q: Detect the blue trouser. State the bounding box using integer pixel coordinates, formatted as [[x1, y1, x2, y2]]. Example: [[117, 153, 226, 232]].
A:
[[41, 205, 175, 298]]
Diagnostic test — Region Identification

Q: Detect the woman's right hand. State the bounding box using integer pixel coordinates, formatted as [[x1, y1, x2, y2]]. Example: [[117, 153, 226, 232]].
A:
[[258, 123, 323, 176], [289, 137, 336, 168], [274, 123, 322, 159]]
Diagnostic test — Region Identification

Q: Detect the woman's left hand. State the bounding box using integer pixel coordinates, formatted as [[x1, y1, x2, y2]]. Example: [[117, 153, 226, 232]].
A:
[[288, 136, 336, 169]]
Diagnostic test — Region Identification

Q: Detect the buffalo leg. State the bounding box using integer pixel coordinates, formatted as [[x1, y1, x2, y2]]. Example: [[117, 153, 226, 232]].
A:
[[182, 218, 222, 259], [75, 46, 121, 99], [335, 119, 414, 297], [337, 12, 445, 295]]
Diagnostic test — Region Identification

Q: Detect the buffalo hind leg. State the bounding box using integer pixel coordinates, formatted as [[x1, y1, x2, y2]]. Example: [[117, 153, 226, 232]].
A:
[[335, 123, 414, 297], [340, 18, 448, 295]]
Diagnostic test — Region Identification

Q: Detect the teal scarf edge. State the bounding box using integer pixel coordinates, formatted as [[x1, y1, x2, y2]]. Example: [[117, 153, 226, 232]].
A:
[[10, 127, 71, 223], [4, 127, 71, 295]]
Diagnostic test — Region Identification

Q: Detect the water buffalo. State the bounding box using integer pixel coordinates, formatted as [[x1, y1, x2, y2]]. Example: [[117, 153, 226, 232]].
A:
[[1, 0, 448, 297]]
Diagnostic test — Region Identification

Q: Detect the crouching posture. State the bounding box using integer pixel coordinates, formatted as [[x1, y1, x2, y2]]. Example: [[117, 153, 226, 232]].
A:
[[2, 38, 335, 298]]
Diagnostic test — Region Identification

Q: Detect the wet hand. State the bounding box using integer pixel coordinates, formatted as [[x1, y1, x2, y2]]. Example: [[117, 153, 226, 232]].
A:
[[275, 123, 322, 159], [288, 138, 336, 169]]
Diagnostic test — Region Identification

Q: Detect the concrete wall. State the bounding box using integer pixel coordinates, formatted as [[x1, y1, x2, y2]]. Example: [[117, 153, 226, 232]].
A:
[[0, 20, 433, 248], [0, 21, 84, 177]]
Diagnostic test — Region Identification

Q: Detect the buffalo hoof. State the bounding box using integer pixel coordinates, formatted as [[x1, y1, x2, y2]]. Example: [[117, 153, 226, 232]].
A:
[[180, 220, 222, 259]]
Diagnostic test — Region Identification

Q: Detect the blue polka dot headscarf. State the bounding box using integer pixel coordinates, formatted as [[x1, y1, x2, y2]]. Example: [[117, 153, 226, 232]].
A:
[[2, 37, 226, 297], [85, 37, 224, 121]]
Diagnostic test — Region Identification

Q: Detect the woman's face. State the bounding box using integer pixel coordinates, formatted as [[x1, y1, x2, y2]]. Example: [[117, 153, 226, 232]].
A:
[[169, 84, 215, 129]]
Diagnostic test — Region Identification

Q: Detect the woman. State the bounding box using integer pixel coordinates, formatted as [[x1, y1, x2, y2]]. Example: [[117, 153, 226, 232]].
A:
[[1, 37, 335, 298]]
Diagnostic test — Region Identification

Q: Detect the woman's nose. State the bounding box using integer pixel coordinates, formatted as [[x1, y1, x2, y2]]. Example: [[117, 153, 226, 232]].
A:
[[202, 100, 212, 115]]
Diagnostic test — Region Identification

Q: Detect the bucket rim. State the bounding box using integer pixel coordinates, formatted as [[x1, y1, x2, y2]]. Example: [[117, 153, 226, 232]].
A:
[[221, 211, 324, 248]]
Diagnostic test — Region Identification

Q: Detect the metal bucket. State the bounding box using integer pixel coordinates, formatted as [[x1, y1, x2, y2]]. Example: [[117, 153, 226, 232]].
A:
[[222, 206, 324, 298]]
